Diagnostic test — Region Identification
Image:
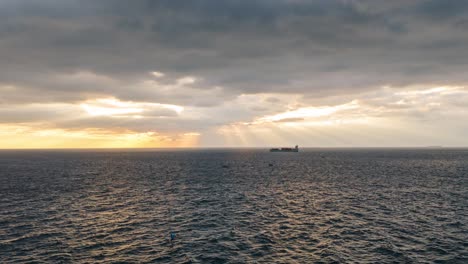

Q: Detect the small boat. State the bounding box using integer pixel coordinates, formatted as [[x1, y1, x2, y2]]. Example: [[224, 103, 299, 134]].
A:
[[270, 145, 299, 152]]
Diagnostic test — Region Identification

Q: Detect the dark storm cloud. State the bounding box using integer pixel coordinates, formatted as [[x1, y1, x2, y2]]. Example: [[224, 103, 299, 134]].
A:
[[1, 0, 468, 105]]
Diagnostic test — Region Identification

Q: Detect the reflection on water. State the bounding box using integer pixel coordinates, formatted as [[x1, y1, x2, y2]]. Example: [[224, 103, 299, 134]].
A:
[[0, 149, 467, 263]]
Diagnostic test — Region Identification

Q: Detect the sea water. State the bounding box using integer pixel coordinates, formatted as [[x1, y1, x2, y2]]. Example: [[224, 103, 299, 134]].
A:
[[0, 149, 467, 263]]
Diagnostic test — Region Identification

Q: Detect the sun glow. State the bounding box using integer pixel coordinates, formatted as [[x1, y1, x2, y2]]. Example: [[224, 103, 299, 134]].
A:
[[151, 71, 165, 78], [213, 86, 468, 147], [2, 86, 467, 149], [80, 98, 184, 117], [0, 125, 200, 148], [244, 100, 360, 125]]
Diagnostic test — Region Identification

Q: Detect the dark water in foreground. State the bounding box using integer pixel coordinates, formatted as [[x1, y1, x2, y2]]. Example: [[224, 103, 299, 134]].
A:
[[0, 149, 467, 263]]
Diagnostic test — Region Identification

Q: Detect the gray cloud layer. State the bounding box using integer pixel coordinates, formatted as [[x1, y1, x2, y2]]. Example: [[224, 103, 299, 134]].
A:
[[1, 0, 468, 104]]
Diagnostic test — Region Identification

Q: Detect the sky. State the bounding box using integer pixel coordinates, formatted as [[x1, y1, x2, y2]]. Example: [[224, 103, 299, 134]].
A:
[[1, 0, 468, 148]]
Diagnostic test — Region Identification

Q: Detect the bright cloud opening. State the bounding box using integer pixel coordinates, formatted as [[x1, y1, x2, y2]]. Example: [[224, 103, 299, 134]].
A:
[[151, 71, 165, 78], [80, 98, 184, 117], [252, 101, 360, 125], [212, 86, 468, 147]]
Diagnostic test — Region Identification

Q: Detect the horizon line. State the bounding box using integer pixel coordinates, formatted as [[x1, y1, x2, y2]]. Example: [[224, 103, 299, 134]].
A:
[[0, 146, 466, 151]]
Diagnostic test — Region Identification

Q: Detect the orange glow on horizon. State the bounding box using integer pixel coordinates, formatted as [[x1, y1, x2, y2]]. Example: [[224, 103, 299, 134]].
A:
[[0, 125, 200, 149]]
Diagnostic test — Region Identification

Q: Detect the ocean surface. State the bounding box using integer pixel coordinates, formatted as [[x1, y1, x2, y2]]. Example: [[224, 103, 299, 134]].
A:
[[0, 148, 467, 263]]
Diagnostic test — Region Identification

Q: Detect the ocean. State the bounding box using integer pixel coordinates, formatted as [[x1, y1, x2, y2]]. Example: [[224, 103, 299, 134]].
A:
[[0, 149, 467, 263]]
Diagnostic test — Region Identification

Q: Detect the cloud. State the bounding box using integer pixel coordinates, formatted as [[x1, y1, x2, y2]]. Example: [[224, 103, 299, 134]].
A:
[[215, 86, 468, 146], [2, 0, 468, 100], [1, 1, 468, 146], [79, 98, 183, 118]]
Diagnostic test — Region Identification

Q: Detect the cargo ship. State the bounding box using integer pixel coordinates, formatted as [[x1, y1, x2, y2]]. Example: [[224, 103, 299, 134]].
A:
[[270, 145, 299, 152]]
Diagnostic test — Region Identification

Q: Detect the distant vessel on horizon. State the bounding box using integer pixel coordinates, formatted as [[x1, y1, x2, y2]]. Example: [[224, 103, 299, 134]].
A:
[[270, 145, 299, 152]]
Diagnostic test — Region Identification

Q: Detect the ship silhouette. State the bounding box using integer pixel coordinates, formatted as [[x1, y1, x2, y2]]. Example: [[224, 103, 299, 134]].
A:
[[270, 145, 299, 152]]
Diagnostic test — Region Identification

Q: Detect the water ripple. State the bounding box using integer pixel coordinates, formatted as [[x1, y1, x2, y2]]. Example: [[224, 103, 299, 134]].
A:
[[0, 149, 467, 263]]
